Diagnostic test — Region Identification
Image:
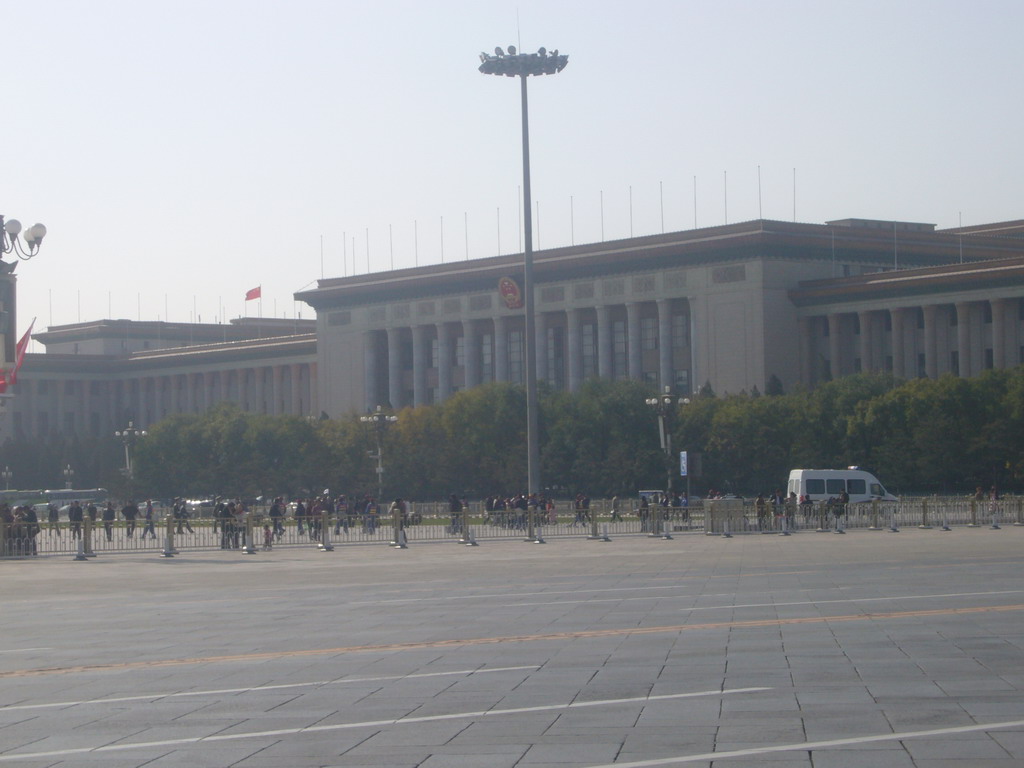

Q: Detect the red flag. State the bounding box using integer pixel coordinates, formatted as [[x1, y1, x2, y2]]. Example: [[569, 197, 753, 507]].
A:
[[8, 319, 34, 386], [245, 286, 262, 301]]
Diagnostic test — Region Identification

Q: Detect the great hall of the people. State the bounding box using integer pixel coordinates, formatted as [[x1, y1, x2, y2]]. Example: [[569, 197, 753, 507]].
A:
[[2, 215, 1023, 441]]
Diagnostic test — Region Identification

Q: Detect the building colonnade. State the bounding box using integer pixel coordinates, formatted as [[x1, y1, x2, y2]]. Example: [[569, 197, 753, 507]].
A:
[[801, 296, 1022, 386], [11, 361, 318, 439], [362, 298, 695, 412]]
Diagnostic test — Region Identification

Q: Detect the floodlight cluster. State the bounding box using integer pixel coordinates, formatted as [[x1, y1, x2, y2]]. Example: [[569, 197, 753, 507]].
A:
[[478, 46, 568, 77]]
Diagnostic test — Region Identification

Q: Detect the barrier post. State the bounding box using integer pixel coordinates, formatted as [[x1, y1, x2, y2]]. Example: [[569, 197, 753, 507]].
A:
[[320, 510, 334, 551], [816, 504, 828, 533], [84, 515, 96, 557], [587, 507, 601, 540], [1015, 498, 1023, 526], [242, 513, 257, 554], [919, 498, 932, 529], [888, 506, 900, 533], [868, 499, 880, 530], [161, 514, 175, 557]]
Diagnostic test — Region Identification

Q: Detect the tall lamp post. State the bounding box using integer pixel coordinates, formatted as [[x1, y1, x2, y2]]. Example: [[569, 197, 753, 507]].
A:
[[115, 421, 147, 480], [360, 405, 397, 502], [479, 45, 568, 497], [1, 465, 11, 491], [645, 387, 689, 498], [63, 463, 75, 490]]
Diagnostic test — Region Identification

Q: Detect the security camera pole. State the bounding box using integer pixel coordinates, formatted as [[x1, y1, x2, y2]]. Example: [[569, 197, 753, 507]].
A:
[[478, 45, 568, 497]]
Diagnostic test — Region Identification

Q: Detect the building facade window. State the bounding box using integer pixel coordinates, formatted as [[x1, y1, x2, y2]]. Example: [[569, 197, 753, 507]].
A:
[[509, 330, 524, 384], [455, 336, 465, 368], [612, 320, 627, 380], [481, 333, 493, 383], [674, 369, 690, 394], [546, 326, 565, 390], [672, 314, 688, 348], [581, 323, 596, 378], [641, 317, 658, 351]]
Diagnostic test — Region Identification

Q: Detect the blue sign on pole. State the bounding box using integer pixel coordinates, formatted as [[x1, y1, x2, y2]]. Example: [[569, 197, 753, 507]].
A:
[[680, 450, 688, 477]]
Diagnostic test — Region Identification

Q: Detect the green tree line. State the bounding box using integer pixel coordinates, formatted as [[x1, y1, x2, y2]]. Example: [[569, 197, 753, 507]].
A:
[[3, 369, 1022, 500]]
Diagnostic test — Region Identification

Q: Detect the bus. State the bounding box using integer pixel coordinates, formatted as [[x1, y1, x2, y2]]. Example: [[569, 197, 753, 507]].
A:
[[42, 488, 110, 506]]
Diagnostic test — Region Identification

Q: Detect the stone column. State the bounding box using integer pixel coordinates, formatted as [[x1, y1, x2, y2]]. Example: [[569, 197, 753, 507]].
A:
[[955, 301, 971, 378], [827, 313, 842, 379], [566, 308, 582, 392], [437, 322, 452, 402], [309, 362, 318, 417], [363, 335, 377, 413], [626, 302, 642, 380], [596, 305, 612, 380], [890, 308, 906, 379], [412, 325, 427, 406], [291, 363, 303, 415], [271, 366, 283, 416], [464, 320, 480, 390], [657, 299, 672, 390], [991, 298, 1006, 370], [798, 316, 812, 388], [494, 316, 509, 382], [387, 327, 403, 409], [923, 305, 938, 378], [858, 310, 872, 373], [253, 367, 265, 414]]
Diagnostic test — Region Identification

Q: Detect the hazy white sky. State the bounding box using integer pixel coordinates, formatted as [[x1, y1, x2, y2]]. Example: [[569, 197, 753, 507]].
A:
[[3, 0, 1022, 345]]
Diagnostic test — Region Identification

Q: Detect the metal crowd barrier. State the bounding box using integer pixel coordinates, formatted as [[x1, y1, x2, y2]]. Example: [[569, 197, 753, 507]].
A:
[[1, 497, 1021, 558]]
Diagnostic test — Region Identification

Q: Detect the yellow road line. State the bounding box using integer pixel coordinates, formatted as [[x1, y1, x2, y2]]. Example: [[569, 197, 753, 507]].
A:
[[4, 603, 1022, 679]]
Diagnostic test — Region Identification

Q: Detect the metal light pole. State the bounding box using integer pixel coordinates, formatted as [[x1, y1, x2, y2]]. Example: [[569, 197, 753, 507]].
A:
[[360, 405, 397, 501], [479, 45, 568, 497], [645, 387, 689, 497], [115, 421, 147, 480], [63, 463, 74, 490]]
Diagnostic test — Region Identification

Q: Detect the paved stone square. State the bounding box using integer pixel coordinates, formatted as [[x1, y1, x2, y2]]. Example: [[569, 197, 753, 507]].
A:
[[2, 528, 1024, 766]]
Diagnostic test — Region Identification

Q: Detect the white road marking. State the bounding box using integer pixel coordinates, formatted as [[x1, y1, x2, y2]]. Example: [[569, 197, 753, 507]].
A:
[[0, 665, 540, 712], [0, 687, 770, 761], [506, 589, 1024, 609], [581, 718, 1024, 767], [0, 648, 52, 654]]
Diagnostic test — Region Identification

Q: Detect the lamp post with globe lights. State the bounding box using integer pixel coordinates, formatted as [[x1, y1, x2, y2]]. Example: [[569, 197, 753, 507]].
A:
[[0, 215, 46, 262], [360, 405, 397, 503], [478, 45, 568, 499], [63, 463, 75, 490], [646, 387, 690, 500], [115, 421, 147, 480], [0, 213, 46, 369]]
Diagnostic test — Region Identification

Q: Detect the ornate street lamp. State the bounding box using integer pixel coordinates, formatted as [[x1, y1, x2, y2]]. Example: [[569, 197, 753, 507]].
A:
[[360, 405, 397, 502], [0, 215, 47, 262], [115, 421, 147, 479], [63, 463, 75, 490], [646, 387, 690, 498], [478, 45, 568, 498]]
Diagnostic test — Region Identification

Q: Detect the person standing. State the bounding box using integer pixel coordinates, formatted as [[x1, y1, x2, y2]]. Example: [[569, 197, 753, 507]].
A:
[[68, 499, 84, 540], [141, 499, 156, 539], [47, 504, 61, 538], [102, 501, 116, 542], [121, 499, 139, 538]]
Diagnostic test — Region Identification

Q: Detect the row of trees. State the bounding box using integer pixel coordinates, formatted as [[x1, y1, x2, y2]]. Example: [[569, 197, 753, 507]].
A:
[[3, 368, 1021, 501]]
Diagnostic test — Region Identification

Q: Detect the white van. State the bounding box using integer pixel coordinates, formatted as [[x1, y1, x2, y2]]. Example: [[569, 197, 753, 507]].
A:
[[787, 468, 897, 504]]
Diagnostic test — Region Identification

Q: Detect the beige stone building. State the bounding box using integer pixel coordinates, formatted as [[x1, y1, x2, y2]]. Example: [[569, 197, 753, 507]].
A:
[[2, 215, 1023, 442]]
